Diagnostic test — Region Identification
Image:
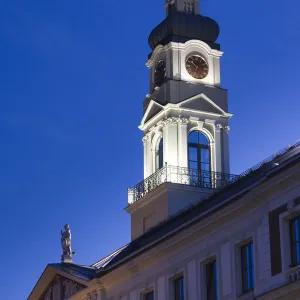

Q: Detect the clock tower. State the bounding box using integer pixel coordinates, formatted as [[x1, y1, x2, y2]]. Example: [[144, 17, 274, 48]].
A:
[[127, 0, 234, 240]]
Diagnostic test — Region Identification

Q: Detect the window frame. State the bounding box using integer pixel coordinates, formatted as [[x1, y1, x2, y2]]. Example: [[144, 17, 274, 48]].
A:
[[155, 136, 164, 171], [290, 215, 300, 267], [201, 256, 219, 300], [188, 131, 211, 172], [240, 241, 254, 293], [173, 275, 184, 300], [168, 272, 185, 300], [279, 203, 300, 274], [235, 237, 255, 297], [142, 290, 155, 300]]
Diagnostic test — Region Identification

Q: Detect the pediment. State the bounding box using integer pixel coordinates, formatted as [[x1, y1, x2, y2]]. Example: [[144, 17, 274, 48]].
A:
[[179, 94, 228, 116], [39, 274, 86, 300], [141, 100, 164, 125], [28, 264, 94, 300]]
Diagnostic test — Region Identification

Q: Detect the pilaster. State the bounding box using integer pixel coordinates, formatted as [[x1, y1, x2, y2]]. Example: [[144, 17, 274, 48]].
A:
[[157, 276, 166, 300], [163, 117, 179, 166], [143, 134, 152, 178], [214, 124, 223, 173], [187, 260, 197, 299], [178, 118, 189, 168], [223, 126, 230, 173]]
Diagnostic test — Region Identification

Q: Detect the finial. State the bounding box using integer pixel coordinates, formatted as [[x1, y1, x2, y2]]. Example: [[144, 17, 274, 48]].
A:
[[61, 224, 76, 263]]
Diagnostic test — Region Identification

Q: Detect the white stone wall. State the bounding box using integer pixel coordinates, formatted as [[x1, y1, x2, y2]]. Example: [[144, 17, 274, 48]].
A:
[[147, 40, 223, 88], [142, 114, 230, 180], [82, 163, 300, 300]]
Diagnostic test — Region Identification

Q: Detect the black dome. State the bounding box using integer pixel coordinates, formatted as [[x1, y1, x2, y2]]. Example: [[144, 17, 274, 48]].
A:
[[148, 8, 220, 50]]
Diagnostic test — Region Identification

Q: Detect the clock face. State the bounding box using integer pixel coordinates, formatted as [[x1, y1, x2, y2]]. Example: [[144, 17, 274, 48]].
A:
[[154, 60, 166, 87], [186, 55, 209, 79]]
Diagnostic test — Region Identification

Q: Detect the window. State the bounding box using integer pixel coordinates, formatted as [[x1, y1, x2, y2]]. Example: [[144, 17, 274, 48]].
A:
[[241, 242, 254, 293], [290, 216, 300, 266], [174, 276, 184, 300], [156, 137, 164, 170], [144, 291, 154, 300], [188, 131, 211, 187], [206, 260, 218, 300]]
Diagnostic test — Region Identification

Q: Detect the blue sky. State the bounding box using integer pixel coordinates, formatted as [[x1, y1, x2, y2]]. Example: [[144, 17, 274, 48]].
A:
[[0, 0, 299, 298]]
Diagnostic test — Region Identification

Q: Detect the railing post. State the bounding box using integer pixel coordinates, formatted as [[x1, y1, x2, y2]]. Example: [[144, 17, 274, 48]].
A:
[[165, 162, 168, 183], [128, 166, 240, 205]]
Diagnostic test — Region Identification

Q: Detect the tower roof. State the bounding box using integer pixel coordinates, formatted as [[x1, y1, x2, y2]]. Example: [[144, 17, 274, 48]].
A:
[[148, 6, 220, 50]]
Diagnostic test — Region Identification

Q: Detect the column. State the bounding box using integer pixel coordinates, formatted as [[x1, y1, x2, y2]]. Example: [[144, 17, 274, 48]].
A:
[[214, 124, 223, 173], [157, 276, 166, 300], [221, 242, 232, 297], [163, 117, 178, 167], [143, 134, 152, 178], [223, 126, 230, 174], [178, 118, 189, 168], [130, 291, 137, 300], [187, 260, 197, 299]]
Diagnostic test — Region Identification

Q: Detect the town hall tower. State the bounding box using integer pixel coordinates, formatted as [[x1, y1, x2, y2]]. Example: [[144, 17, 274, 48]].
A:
[[127, 0, 234, 240]]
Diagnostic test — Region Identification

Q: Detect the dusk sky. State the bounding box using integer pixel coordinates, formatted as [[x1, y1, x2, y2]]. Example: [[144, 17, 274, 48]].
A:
[[1, 0, 300, 298]]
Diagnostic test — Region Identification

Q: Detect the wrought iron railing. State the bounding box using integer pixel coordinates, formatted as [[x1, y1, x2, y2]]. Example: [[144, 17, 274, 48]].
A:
[[128, 165, 240, 204]]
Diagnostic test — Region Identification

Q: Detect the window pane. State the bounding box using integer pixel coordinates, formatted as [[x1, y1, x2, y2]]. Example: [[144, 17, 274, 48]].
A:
[[290, 217, 300, 266], [156, 138, 164, 170], [201, 149, 210, 164], [206, 260, 217, 300], [174, 277, 184, 300], [241, 242, 254, 293], [188, 131, 211, 173], [145, 291, 154, 300], [201, 163, 210, 172], [189, 131, 198, 144], [189, 147, 197, 161], [189, 161, 198, 170], [199, 133, 209, 145]]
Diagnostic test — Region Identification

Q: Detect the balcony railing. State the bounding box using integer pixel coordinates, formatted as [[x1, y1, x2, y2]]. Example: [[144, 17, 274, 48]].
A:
[[128, 165, 240, 204]]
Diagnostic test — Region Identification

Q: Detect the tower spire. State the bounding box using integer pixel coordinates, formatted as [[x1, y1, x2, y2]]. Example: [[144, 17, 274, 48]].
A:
[[165, 0, 200, 15]]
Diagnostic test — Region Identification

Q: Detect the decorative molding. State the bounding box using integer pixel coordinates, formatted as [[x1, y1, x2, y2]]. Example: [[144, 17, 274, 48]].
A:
[[63, 279, 83, 298], [40, 274, 85, 300], [189, 116, 199, 122], [162, 117, 180, 127], [178, 118, 189, 125], [215, 124, 223, 131], [86, 290, 98, 300], [205, 119, 216, 125], [224, 126, 230, 132], [142, 135, 150, 144]]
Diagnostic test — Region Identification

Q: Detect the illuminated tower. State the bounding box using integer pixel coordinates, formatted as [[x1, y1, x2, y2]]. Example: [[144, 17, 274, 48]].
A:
[[127, 0, 233, 240]]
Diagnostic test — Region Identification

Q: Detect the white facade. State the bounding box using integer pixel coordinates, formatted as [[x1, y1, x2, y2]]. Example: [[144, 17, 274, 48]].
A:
[[147, 40, 223, 91], [30, 153, 300, 300], [28, 1, 300, 300], [142, 40, 231, 180]]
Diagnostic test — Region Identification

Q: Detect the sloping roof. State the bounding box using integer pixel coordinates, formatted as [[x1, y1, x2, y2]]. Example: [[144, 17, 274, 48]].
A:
[[49, 263, 96, 281], [33, 141, 300, 285], [93, 141, 300, 276], [28, 263, 96, 300]]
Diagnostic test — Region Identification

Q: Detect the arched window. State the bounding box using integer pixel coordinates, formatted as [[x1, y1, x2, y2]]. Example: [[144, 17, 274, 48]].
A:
[[188, 131, 210, 172], [156, 138, 164, 170]]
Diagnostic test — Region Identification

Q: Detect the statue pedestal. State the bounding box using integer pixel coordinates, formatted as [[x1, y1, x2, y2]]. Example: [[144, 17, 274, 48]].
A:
[[61, 255, 73, 263]]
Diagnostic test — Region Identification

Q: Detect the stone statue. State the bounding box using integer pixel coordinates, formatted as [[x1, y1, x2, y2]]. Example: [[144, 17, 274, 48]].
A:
[[61, 224, 75, 263]]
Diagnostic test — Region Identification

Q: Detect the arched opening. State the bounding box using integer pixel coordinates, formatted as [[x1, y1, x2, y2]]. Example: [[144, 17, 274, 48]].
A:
[[188, 131, 210, 171], [188, 131, 211, 187], [155, 137, 164, 170]]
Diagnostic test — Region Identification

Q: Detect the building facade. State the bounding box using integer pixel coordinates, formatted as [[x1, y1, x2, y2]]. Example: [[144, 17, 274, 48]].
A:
[[29, 1, 300, 300]]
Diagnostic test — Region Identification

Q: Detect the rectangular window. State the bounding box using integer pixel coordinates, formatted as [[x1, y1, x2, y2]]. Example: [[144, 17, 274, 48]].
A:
[[174, 276, 184, 300], [144, 291, 154, 300], [241, 242, 254, 293], [290, 216, 300, 266], [206, 260, 218, 300]]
